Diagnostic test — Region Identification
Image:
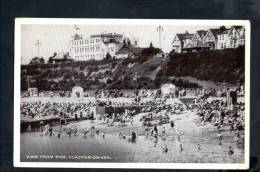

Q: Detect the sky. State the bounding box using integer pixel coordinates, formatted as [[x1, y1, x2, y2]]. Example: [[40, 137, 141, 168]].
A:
[[21, 24, 222, 64]]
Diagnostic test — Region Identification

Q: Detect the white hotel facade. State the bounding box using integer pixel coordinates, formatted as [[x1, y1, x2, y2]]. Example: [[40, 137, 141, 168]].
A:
[[69, 33, 124, 61]]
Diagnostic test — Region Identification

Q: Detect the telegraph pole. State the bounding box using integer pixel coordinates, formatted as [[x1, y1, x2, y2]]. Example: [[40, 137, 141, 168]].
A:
[[35, 40, 41, 57], [157, 25, 163, 49]]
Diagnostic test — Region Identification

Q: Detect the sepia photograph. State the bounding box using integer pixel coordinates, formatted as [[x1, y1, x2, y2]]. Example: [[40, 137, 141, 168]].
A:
[[13, 18, 250, 169]]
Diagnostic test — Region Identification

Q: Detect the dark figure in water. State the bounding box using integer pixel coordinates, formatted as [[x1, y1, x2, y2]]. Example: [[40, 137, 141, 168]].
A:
[[57, 131, 61, 138], [218, 130, 223, 145], [170, 121, 175, 128], [131, 131, 136, 142], [68, 129, 72, 138], [27, 125, 32, 133], [197, 144, 201, 151], [228, 146, 234, 156], [179, 144, 183, 152], [162, 145, 168, 153], [80, 112, 83, 120], [49, 127, 53, 136]]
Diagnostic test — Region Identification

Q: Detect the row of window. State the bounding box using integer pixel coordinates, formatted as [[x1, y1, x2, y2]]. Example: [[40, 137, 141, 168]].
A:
[[70, 46, 104, 54], [218, 39, 244, 49], [74, 54, 105, 60], [71, 38, 101, 46], [71, 46, 115, 54]]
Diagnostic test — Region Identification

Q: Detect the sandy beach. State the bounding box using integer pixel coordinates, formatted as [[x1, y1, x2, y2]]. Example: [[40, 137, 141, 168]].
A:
[[21, 110, 244, 163]]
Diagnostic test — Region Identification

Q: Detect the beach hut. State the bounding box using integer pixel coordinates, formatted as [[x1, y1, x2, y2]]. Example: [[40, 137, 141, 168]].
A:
[[161, 84, 177, 97], [72, 86, 84, 98], [28, 87, 38, 97]]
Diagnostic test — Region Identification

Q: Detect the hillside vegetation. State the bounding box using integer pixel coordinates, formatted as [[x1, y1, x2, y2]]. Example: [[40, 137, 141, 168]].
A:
[[21, 47, 245, 91]]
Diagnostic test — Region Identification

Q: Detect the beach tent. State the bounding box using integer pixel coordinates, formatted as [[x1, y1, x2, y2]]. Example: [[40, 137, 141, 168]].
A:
[[28, 87, 38, 97], [72, 86, 84, 98], [161, 84, 177, 97]]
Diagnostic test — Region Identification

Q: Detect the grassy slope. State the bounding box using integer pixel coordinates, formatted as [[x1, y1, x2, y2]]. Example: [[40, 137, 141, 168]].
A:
[[21, 47, 245, 91]]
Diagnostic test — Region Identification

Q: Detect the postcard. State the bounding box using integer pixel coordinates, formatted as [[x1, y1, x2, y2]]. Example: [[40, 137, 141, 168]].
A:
[[14, 18, 250, 169]]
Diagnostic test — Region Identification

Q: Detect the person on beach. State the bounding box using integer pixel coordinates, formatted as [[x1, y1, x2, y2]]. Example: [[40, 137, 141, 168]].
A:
[[162, 127, 166, 135], [119, 132, 123, 139], [102, 132, 105, 139], [49, 127, 53, 136], [145, 125, 149, 138], [27, 124, 32, 133], [82, 128, 88, 138], [67, 127, 72, 138], [176, 130, 181, 142], [170, 121, 174, 128], [74, 126, 78, 136], [154, 125, 158, 135], [130, 117, 134, 125], [150, 128, 154, 138], [128, 131, 136, 142], [153, 133, 158, 146]]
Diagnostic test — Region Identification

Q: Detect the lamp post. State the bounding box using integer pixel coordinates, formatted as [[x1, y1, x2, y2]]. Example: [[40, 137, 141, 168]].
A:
[[35, 40, 41, 57], [157, 25, 164, 49]]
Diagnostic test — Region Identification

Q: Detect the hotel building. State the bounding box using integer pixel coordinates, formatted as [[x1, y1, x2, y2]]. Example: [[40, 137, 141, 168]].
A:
[[69, 33, 124, 61]]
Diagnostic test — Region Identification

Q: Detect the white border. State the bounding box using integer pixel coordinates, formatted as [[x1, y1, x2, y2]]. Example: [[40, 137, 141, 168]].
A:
[[14, 18, 250, 169]]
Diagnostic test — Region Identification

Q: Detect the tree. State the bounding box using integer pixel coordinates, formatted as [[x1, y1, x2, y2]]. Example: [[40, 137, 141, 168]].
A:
[[123, 39, 126, 48], [48, 52, 57, 63], [105, 52, 112, 60], [149, 42, 153, 48], [219, 26, 226, 32], [39, 57, 45, 64]]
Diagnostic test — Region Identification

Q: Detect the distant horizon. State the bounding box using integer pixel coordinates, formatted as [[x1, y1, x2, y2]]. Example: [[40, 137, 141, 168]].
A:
[[21, 24, 228, 64]]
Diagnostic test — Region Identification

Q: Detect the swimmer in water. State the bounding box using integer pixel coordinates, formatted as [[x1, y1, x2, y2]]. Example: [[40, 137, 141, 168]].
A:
[[162, 145, 168, 153], [102, 132, 105, 138], [119, 132, 123, 138], [57, 130, 61, 138], [179, 144, 183, 152], [228, 146, 234, 156], [218, 131, 223, 145], [197, 144, 201, 151]]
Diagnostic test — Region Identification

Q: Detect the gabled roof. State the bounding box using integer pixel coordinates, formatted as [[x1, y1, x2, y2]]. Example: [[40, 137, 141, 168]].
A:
[[208, 29, 220, 39], [229, 26, 244, 35], [192, 30, 207, 42], [203, 28, 220, 41], [176, 33, 194, 41], [52, 52, 73, 60], [197, 30, 207, 39]]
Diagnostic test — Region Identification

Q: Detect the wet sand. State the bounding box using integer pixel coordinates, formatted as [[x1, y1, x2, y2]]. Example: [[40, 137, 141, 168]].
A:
[[21, 110, 244, 163]]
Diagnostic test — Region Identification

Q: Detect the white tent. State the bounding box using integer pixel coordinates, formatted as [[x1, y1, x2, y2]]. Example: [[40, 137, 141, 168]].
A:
[[161, 83, 177, 97], [72, 86, 84, 98], [28, 87, 38, 97]]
